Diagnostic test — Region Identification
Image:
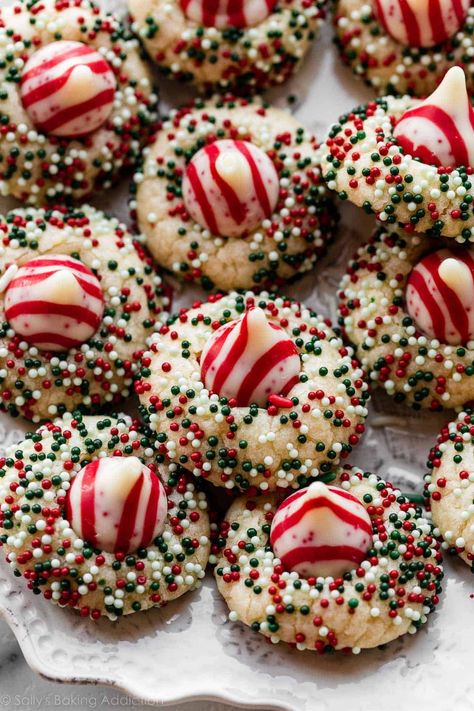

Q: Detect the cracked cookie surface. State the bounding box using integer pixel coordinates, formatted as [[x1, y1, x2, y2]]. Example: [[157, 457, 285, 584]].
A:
[[132, 96, 337, 292], [214, 463, 443, 652]]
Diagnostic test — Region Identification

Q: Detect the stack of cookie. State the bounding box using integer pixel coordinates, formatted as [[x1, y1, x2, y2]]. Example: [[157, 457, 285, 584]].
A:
[[0, 0, 465, 659]]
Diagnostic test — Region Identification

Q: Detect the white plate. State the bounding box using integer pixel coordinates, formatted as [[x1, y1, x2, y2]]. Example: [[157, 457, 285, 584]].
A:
[[0, 2, 473, 710]]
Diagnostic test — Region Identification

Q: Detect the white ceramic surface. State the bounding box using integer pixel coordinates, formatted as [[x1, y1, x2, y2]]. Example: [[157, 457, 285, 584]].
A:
[[0, 1, 473, 710]]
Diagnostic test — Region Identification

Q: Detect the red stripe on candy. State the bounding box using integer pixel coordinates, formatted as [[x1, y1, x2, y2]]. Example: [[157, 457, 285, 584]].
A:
[[212, 311, 249, 394], [207, 142, 247, 227], [407, 268, 447, 341], [80, 460, 99, 546], [237, 140, 274, 217], [430, 253, 470, 341], [115, 472, 145, 552], [181, 0, 277, 27], [21, 59, 110, 109], [374, 0, 390, 34], [399, 104, 469, 166], [9, 272, 102, 301], [202, 0, 221, 26], [279, 374, 300, 396], [453, 0, 467, 25], [226, 0, 246, 27], [21, 43, 92, 84], [38, 88, 115, 135], [19, 331, 89, 349], [399, 0, 421, 46], [185, 158, 220, 235], [5, 301, 102, 329], [236, 339, 298, 405], [72, 277, 103, 301], [280, 544, 369, 568], [140, 472, 160, 548], [429, 0, 447, 45], [270, 494, 373, 544], [330, 487, 362, 502], [18, 257, 94, 274], [200, 321, 234, 383]]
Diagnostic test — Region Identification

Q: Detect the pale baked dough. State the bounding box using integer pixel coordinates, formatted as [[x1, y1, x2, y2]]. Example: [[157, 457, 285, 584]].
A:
[[0, 414, 210, 619], [321, 95, 474, 241], [133, 98, 337, 292], [334, 0, 474, 97], [0, 205, 168, 422], [137, 291, 369, 492], [426, 408, 474, 569], [215, 464, 443, 652], [338, 225, 474, 410], [129, 0, 326, 91], [0, 0, 158, 204]]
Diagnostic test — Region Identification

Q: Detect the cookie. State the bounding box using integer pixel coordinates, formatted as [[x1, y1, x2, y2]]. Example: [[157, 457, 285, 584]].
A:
[[321, 67, 474, 242], [426, 408, 474, 570], [0, 413, 210, 620], [214, 464, 443, 652], [0, 204, 168, 422], [337, 224, 474, 410], [128, 0, 326, 92], [0, 0, 158, 204], [136, 291, 369, 492], [131, 96, 337, 292], [334, 0, 474, 96]]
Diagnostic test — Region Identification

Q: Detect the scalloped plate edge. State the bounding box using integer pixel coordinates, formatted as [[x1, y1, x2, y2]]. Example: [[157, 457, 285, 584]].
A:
[[0, 590, 294, 711]]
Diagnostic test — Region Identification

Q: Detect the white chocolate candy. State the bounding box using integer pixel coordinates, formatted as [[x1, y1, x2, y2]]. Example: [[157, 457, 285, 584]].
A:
[[179, 0, 277, 29], [438, 257, 473, 294], [0, 264, 18, 294], [374, 0, 469, 48], [394, 67, 474, 167], [215, 150, 252, 192], [38, 268, 84, 304], [65, 456, 168, 554], [20, 40, 116, 137], [4, 255, 104, 352], [406, 247, 474, 344], [270, 481, 373, 579], [182, 139, 279, 238], [200, 306, 300, 407]]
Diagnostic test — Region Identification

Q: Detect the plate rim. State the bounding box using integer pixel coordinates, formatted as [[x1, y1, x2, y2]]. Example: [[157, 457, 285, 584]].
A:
[[0, 593, 294, 711]]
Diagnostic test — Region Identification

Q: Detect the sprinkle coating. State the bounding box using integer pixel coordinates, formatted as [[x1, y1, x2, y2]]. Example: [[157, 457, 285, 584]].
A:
[[334, 0, 474, 97], [320, 94, 474, 242], [0, 413, 210, 620], [426, 407, 474, 570], [0, 0, 158, 204], [136, 291, 369, 492], [338, 225, 474, 410], [128, 0, 327, 91], [0, 204, 168, 422], [132, 96, 337, 292], [214, 463, 443, 652]]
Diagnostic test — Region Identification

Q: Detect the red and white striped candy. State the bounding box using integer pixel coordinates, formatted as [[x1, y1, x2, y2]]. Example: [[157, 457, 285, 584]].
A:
[[4, 255, 104, 352], [270, 481, 373, 579], [20, 40, 116, 137], [394, 66, 474, 167], [182, 139, 279, 238], [65, 457, 168, 554], [200, 306, 300, 407], [179, 0, 277, 28], [374, 0, 469, 48], [406, 248, 474, 344]]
